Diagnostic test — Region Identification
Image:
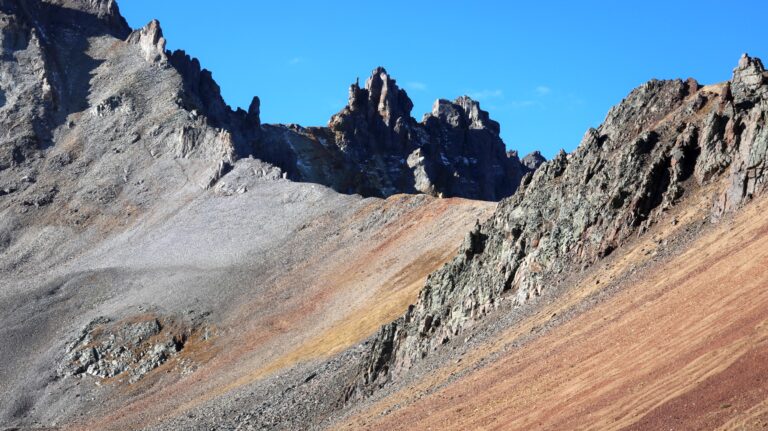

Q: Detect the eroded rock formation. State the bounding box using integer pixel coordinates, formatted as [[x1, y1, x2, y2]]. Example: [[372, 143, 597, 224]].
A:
[[259, 68, 542, 200]]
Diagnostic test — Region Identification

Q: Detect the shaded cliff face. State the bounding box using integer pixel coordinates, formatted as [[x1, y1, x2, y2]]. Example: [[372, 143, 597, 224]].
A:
[[350, 54, 768, 397], [418, 96, 529, 200], [261, 68, 542, 201]]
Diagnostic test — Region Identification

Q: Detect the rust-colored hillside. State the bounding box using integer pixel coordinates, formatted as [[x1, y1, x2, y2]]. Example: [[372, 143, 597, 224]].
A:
[[340, 192, 768, 430]]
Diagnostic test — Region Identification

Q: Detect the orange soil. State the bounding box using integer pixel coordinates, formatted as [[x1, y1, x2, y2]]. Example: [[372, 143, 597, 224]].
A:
[[340, 195, 768, 430]]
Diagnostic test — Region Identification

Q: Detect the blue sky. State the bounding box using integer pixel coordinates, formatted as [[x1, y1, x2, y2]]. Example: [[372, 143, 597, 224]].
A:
[[120, 1, 766, 159]]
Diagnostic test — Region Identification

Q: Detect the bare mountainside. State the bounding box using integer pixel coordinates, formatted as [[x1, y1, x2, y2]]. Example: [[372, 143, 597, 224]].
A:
[[2, 1, 768, 430], [0, 0, 498, 428], [342, 183, 768, 430]]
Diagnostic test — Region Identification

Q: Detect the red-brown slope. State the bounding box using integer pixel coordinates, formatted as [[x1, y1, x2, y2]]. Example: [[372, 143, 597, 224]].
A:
[[340, 195, 768, 430]]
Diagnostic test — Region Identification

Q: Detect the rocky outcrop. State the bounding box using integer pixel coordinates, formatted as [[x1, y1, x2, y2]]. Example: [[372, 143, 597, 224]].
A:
[[260, 68, 541, 200], [58, 315, 188, 383], [348, 54, 768, 398], [126, 19, 165, 64], [521, 150, 546, 170], [717, 53, 768, 216], [0, 1, 56, 171], [327, 67, 418, 196], [731, 53, 767, 107], [418, 96, 535, 200]]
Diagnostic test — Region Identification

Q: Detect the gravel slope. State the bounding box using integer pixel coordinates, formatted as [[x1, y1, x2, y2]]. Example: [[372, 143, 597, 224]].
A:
[[0, 167, 493, 429]]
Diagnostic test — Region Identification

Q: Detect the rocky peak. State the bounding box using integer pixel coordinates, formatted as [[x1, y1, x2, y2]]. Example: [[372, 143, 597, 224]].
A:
[[126, 19, 166, 64], [329, 67, 416, 165], [36, 0, 131, 38], [417, 95, 534, 200], [599, 78, 698, 144], [425, 96, 500, 134], [333, 67, 415, 131], [461, 96, 500, 132], [340, 66, 413, 125], [731, 53, 767, 107], [246, 96, 260, 126], [168, 49, 231, 127], [428, 99, 464, 127], [521, 150, 546, 170], [289, 67, 542, 200], [363, 66, 413, 126]]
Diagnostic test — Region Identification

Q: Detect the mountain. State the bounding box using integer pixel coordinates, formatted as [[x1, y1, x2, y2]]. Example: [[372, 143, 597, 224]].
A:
[[348, 53, 768, 396], [2, 1, 768, 430], [260, 68, 541, 200]]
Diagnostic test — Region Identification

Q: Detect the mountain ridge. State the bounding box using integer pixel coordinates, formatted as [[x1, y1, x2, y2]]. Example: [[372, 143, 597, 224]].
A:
[[1, 1, 768, 430], [346, 53, 768, 399]]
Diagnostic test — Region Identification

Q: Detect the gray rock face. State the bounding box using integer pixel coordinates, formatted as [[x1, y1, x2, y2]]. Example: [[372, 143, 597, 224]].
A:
[[418, 96, 533, 200], [521, 150, 546, 170], [126, 19, 165, 64], [259, 68, 540, 200], [348, 54, 768, 398], [731, 53, 767, 107]]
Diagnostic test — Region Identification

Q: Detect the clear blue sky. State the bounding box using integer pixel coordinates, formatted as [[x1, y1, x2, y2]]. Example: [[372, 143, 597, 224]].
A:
[[119, 1, 766, 159]]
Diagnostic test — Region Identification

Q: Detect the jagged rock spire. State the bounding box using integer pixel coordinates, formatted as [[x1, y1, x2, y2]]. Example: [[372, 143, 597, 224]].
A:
[[521, 150, 546, 170], [731, 53, 767, 106], [322, 67, 540, 200], [329, 67, 416, 160], [247, 96, 260, 126], [126, 19, 166, 63], [363, 67, 414, 126]]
